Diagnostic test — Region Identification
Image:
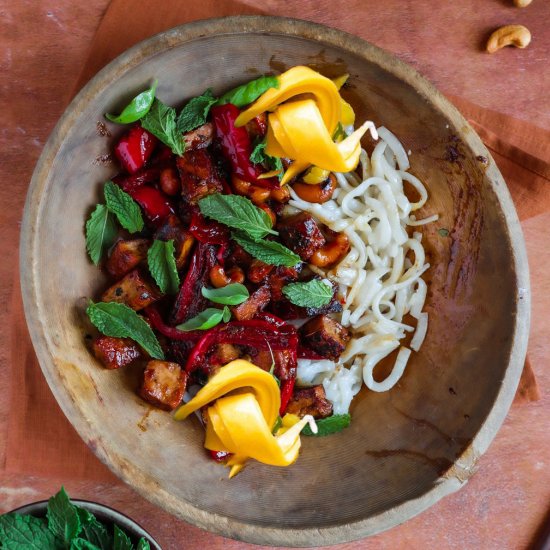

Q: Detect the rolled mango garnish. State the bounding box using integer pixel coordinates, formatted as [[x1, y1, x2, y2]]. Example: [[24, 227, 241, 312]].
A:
[[174, 359, 316, 478], [235, 66, 371, 185]]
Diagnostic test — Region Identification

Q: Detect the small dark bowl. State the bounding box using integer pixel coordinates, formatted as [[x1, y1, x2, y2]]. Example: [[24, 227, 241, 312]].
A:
[[8, 499, 161, 549]]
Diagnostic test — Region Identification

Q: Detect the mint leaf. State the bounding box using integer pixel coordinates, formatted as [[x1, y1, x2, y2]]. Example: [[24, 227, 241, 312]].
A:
[[85, 204, 117, 265], [104, 181, 144, 233], [201, 283, 249, 305], [302, 414, 351, 436], [141, 99, 184, 156], [250, 140, 283, 180], [137, 539, 151, 550], [71, 539, 102, 550], [0, 513, 59, 550], [176, 306, 230, 331], [87, 301, 164, 359], [282, 279, 333, 308], [231, 232, 300, 267], [217, 75, 279, 107], [113, 525, 133, 550], [75, 508, 112, 550], [147, 239, 180, 294], [198, 194, 276, 240], [106, 80, 158, 124], [176, 89, 217, 133], [47, 487, 82, 544]]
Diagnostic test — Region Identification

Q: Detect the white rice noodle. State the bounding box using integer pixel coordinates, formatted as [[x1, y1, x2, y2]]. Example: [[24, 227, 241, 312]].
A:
[[288, 128, 436, 413]]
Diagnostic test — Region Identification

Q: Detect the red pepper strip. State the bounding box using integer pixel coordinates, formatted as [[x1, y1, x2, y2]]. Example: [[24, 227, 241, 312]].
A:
[[114, 126, 157, 174], [170, 243, 217, 325], [188, 207, 229, 245], [144, 306, 203, 342], [210, 104, 278, 189], [279, 376, 296, 416], [216, 242, 229, 266], [127, 186, 174, 227], [297, 345, 325, 360], [185, 320, 298, 374], [209, 450, 232, 463], [113, 167, 161, 193]]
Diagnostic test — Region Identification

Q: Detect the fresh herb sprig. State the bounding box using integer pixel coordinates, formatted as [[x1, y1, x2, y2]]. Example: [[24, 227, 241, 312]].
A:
[[176, 89, 217, 133], [231, 232, 300, 267], [141, 99, 185, 156], [104, 182, 144, 233], [0, 487, 151, 550], [250, 141, 283, 180], [176, 306, 231, 331], [201, 283, 249, 305], [282, 279, 333, 308], [105, 80, 158, 124], [147, 239, 180, 294], [216, 75, 279, 108], [302, 414, 351, 436]]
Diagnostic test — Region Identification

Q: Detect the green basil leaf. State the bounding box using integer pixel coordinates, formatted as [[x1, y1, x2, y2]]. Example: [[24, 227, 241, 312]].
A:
[[216, 75, 279, 107], [104, 181, 144, 233], [85, 204, 117, 265], [113, 525, 133, 550], [0, 513, 59, 550], [47, 486, 82, 543], [201, 283, 249, 305], [231, 232, 300, 267], [198, 193, 277, 240], [222, 306, 232, 323], [282, 279, 333, 308], [106, 80, 158, 124], [87, 301, 164, 359], [141, 98, 185, 156], [302, 414, 351, 436], [176, 88, 217, 133], [137, 539, 151, 550], [176, 306, 229, 331], [71, 539, 102, 550], [147, 239, 180, 294]]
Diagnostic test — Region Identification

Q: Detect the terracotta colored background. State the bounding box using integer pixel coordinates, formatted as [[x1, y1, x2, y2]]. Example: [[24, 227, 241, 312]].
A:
[[1, 1, 549, 549]]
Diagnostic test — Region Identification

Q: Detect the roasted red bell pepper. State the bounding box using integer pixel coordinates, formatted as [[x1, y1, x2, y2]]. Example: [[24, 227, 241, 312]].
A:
[[128, 186, 174, 227], [279, 377, 296, 416], [188, 208, 229, 245], [113, 167, 161, 193], [210, 104, 278, 189], [209, 450, 232, 462], [114, 126, 157, 174]]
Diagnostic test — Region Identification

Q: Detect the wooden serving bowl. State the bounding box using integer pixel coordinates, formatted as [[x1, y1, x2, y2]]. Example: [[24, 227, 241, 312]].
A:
[[20, 16, 530, 547]]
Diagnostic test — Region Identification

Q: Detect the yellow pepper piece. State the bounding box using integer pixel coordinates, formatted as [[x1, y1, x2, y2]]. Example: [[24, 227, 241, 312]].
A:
[[302, 166, 331, 185], [173, 359, 280, 428], [235, 66, 342, 134]]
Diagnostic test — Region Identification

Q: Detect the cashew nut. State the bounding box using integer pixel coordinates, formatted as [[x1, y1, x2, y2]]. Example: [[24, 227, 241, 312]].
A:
[[209, 265, 245, 288], [231, 174, 271, 205], [486, 25, 531, 53], [293, 173, 337, 204], [309, 232, 350, 267], [513, 0, 532, 7]]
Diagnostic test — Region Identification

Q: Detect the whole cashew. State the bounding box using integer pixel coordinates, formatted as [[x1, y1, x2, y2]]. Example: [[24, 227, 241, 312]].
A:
[[293, 173, 337, 204], [309, 232, 350, 267], [486, 25, 531, 53], [513, 0, 532, 7]]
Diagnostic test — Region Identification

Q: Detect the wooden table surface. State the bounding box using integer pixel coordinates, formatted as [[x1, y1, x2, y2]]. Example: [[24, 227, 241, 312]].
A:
[[1, 1, 549, 549]]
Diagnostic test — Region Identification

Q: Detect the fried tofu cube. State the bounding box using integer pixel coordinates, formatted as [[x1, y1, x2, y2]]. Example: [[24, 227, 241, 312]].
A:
[[278, 213, 326, 261], [286, 385, 333, 419], [183, 122, 214, 150], [176, 148, 223, 204], [101, 269, 162, 311], [300, 314, 350, 360], [106, 239, 150, 279], [139, 360, 188, 411], [92, 336, 142, 369], [230, 284, 271, 321]]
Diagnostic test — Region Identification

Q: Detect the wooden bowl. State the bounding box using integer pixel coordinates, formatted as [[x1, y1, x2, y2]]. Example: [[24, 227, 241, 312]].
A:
[[20, 16, 530, 547]]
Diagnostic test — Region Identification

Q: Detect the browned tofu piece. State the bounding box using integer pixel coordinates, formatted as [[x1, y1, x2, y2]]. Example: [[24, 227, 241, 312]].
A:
[[183, 122, 214, 150], [267, 265, 301, 301], [245, 113, 267, 138], [213, 343, 241, 364], [92, 336, 142, 369], [278, 213, 326, 261], [139, 360, 188, 411], [300, 314, 350, 360], [176, 148, 223, 204], [286, 385, 333, 419], [247, 259, 274, 283], [231, 284, 271, 321], [250, 349, 295, 381], [154, 214, 195, 269], [106, 239, 150, 279], [101, 269, 162, 311]]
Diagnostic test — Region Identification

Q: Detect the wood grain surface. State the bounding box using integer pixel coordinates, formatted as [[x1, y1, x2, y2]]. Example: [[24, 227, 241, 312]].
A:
[[1, 1, 549, 549]]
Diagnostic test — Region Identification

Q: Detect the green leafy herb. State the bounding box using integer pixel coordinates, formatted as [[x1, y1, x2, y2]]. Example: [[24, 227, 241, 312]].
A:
[[106, 80, 158, 124], [332, 121, 346, 141], [137, 539, 151, 550], [85, 204, 117, 265], [198, 193, 277, 240], [104, 181, 144, 233], [282, 279, 333, 308], [47, 486, 82, 544], [272, 416, 283, 434], [0, 513, 58, 549], [201, 283, 249, 305], [141, 98, 185, 156], [249, 140, 283, 180], [176, 89, 217, 133], [87, 301, 164, 359], [232, 232, 301, 267], [78, 513, 112, 550], [113, 525, 133, 550], [216, 75, 279, 108], [438, 228, 450, 237], [71, 539, 102, 550], [302, 414, 351, 436], [147, 239, 180, 294], [176, 306, 230, 331]]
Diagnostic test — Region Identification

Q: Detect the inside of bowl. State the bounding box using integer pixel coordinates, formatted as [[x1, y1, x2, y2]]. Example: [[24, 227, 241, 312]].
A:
[[28, 28, 520, 535]]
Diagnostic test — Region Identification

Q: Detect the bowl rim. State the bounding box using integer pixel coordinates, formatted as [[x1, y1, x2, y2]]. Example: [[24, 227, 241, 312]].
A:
[[19, 15, 530, 547]]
